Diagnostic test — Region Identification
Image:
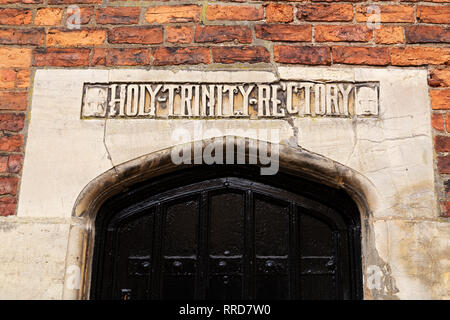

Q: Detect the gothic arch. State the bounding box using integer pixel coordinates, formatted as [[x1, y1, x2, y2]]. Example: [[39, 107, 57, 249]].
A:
[[63, 136, 381, 299]]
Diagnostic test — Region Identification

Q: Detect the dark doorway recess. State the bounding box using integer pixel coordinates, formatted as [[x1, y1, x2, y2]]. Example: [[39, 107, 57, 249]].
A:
[[90, 165, 363, 300]]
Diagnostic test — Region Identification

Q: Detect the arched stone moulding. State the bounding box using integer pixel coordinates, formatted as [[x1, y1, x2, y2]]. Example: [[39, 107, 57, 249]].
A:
[[64, 136, 383, 300]]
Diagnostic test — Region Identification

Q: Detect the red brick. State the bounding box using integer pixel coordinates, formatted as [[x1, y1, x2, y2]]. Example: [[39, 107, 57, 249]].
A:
[[46, 28, 106, 46], [405, 26, 450, 43], [0, 8, 32, 25], [0, 48, 32, 68], [315, 25, 372, 42], [0, 92, 27, 110], [417, 5, 450, 24], [212, 46, 270, 64], [431, 113, 445, 131], [0, 69, 15, 89], [255, 24, 311, 42], [0, 177, 18, 195], [16, 69, 30, 88], [0, 133, 22, 152], [48, 0, 100, 4], [0, 28, 45, 45], [108, 26, 163, 44], [274, 46, 330, 65], [441, 201, 450, 218], [0, 196, 16, 216], [195, 26, 252, 44], [375, 26, 404, 44], [446, 114, 450, 132], [356, 5, 415, 23], [438, 155, 450, 173], [0, 113, 25, 132], [35, 8, 62, 26], [429, 68, 450, 88], [96, 7, 140, 25], [391, 47, 450, 66], [265, 3, 293, 23], [206, 5, 264, 21], [430, 89, 450, 110], [153, 47, 210, 66], [333, 47, 390, 66], [66, 7, 93, 25], [435, 135, 450, 151], [106, 48, 151, 66], [145, 5, 201, 24], [7, 154, 22, 173], [297, 4, 353, 22], [166, 26, 194, 44], [91, 48, 106, 66], [0, 155, 6, 173], [34, 48, 90, 67]]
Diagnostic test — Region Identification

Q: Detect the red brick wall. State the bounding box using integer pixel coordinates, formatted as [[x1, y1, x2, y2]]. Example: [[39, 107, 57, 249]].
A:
[[0, 1, 448, 216]]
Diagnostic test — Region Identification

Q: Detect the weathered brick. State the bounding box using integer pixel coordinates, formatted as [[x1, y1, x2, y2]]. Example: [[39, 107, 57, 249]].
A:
[[438, 155, 450, 173], [16, 69, 30, 88], [145, 5, 201, 24], [0, 113, 25, 132], [0, 196, 16, 216], [206, 5, 264, 21], [48, 0, 100, 4], [274, 46, 330, 65], [0, 134, 23, 152], [356, 5, 415, 23], [195, 26, 252, 44], [91, 48, 106, 66], [255, 24, 311, 42], [315, 25, 372, 42], [332, 47, 390, 66], [0, 28, 45, 45], [0, 47, 32, 68], [431, 113, 445, 131], [0, 177, 18, 195], [108, 26, 163, 44], [0, 155, 6, 173], [66, 7, 93, 25], [391, 47, 450, 66], [0, 92, 27, 110], [0, 8, 32, 25], [441, 201, 450, 218], [34, 48, 90, 67], [7, 154, 22, 173], [0, 69, 15, 89], [46, 29, 106, 46], [430, 89, 450, 110], [106, 48, 151, 66], [446, 114, 450, 132], [0, 0, 42, 2], [96, 7, 140, 25], [35, 8, 62, 26], [435, 135, 450, 152], [429, 68, 450, 88], [297, 4, 353, 22], [212, 46, 269, 64], [406, 26, 450, 43], [375, 26, 404, 44], [417, 5, 450, 23], [153, 47, 210, 66], [265, 3, 293, 23], [166, 26, 194, 44]]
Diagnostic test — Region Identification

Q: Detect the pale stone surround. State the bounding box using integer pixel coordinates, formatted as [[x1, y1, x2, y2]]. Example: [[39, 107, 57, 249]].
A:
[[0, 67, 448, 299]]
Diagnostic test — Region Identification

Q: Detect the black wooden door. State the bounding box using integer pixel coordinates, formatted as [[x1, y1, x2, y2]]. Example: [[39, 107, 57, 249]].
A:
[[91, 166, 362, 300]]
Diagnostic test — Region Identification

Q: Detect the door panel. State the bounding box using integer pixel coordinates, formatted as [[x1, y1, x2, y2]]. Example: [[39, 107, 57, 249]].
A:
[[91, 167, 362, 300]]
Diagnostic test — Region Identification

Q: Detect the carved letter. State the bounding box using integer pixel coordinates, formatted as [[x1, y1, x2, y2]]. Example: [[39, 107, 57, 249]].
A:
[[258, 85, 271, 117], [202, 85, 215, 116], [271, 84, 285, 117], [286, 82, 298, 114], [326, 84, 339, 115], [109, 84, 126, 116], [223, 85, 237, 117], [238, 85, 254, 117], [125, 84, 139, 116], [338, 83, 352, 116], [313, 83, 326, 116], [163, 84, 179, 116], [180, 85, 193, 116]]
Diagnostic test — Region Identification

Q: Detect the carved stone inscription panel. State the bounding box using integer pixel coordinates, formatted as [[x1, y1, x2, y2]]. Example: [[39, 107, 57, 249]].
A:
[[81, 81, 379, 119]]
